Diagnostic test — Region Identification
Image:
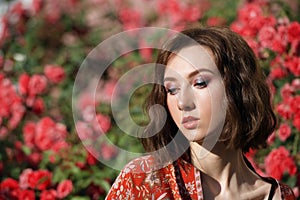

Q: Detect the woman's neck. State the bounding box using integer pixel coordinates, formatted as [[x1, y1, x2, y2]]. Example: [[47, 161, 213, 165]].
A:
[[190, 141, 271, 199], [190, 141, 246, 182]]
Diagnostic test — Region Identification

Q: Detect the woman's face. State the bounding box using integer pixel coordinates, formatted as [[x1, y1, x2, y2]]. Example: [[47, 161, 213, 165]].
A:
[[164, 45, 227, 143]]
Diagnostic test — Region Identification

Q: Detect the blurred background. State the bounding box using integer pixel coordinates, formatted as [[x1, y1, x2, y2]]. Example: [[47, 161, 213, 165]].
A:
[[0, 0, 300, 199]]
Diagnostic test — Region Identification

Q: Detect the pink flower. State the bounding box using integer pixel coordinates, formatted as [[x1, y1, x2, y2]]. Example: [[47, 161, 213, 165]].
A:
[[19, 168, 33, 189], [285, 56, 300, 76], [28, 152, 42, 166], [86, 151, 97, 165], [292, 79, 300, 90], [287, 21, 300, 43], [103, 81, 117, 101], [28, 169, 52, 190], [119, 8, 142, 30], [258, 25, 276, 48], [269, 67, 286, 79], [293, 114, 300, 131], [17, 189, 35, 200], [139, 40, 152, 62], [32, 97, 45, 114], [35, 117, 68, 152], [18, 73, 30, 95], [76, 121, 94, 141], [280, 83, 294, 102], [101, 143, 117, 160], [183, 6, 201, 22], [93, 114, 111, 134], [28, 74, 47, 96], [44, 64, 66, 83], [265, 146, 297, 180], [0, 178, 19, 190], [0, 74, 25, 130], [23, 122, 36, 148], [0, 17, 9, 47], [40, 189, 57, 200], [271, 37, 286, 54], [78, 92, 98, 111], [290, 96, 300, 115], [278, 123, 291, 142], [276, 103, 292, 120], [44, 0, 61, 24], [57, 180, 73, 198], [207, 17, 226, 26]]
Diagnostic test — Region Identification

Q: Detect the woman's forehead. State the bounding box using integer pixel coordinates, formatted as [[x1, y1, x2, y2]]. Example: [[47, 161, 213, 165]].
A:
[[164, 45, 218, 77]]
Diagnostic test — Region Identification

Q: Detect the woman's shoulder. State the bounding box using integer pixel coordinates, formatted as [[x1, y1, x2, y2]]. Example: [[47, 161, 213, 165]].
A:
[[105, 156, 183, 199], [121, 155, 173, 174]]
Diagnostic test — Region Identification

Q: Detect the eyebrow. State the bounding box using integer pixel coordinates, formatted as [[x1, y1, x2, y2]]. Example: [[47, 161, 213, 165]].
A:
[[163, 68, 214, 83]]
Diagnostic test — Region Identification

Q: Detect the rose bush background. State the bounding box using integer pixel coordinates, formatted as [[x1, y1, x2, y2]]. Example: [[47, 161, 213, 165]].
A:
[[0, 0, 299, 199]]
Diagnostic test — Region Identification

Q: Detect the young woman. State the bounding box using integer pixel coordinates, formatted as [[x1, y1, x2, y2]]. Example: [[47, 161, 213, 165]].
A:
[[105, 27, 295, 199]]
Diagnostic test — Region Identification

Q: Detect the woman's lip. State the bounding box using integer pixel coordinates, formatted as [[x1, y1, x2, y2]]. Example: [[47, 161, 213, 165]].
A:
[[181, 116, 200, 129]]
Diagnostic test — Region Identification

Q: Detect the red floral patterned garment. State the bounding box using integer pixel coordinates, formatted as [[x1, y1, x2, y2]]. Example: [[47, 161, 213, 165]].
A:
[[105, 156, 295, 200]]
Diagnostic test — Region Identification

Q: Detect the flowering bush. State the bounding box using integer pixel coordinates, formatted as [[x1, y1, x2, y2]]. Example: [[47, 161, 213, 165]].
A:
[[230, 1, 300, 196], [0, 0, 299, 199]]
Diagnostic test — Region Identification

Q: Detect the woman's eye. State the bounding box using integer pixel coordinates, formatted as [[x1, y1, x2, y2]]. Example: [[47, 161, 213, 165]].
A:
[[166, 87, 179, 95], [194, 79, 207, 88]]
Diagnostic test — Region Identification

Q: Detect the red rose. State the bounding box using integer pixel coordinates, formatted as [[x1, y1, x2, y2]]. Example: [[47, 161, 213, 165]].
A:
[[93, 114, 111, 134], [17, 189, 35, 200], [32, 97, 45, 114], [276, 103, 292, 120], [280, 83, 294, 102], [44, 0, 61, 24], [23, 122, 36, 148], [86, 151, 97, 165], [57, 180, 73, 198], [269, 67, 286, 79], [119, 8, 142, 30], [285, 56, 300, 76], [19, 169, 33, 189], [258, 25, 276, 48], [103, 81, 117, 101], [76, 121, 94, 141], [278, 123, 291, 142], [18, 73, 30, 95], [293, 114, 300, 131], [287, 21, 300, 43], [28, 152, 42, 166], [207, 16, 226, 26], [290, 96, 300, 114], [271, 38, 286, 54], [34, 117, 68, 152], [8, 103, 25, 129], [28, 75, 47, 96], [0, 178, 19, 190], [265, 146, 297, 180], [101, 143, 117, 160], [40, 189, 57, 200], [44, 64, 66, 83], [292, 79, 300, 90], [28, 170, 52, 190]]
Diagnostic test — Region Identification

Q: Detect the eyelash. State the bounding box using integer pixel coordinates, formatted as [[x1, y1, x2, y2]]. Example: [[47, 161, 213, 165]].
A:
[[165, 79, 208, 95], [166, 87, 179, 95], [194, 79, 207, 88]]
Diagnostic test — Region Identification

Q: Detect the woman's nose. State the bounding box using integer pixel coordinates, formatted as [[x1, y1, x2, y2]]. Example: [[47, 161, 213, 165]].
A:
[[177, 88, 195, 111]]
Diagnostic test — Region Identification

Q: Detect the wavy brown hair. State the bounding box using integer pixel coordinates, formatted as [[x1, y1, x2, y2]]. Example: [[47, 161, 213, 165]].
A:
[[141, 26, 277, 154]]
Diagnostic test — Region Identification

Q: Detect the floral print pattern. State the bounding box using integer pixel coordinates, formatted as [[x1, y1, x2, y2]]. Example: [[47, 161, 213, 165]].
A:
[[106, 156, 294, 199]]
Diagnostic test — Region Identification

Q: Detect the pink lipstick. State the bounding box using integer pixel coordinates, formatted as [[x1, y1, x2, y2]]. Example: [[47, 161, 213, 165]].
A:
[[181, 116, 200, 129]]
